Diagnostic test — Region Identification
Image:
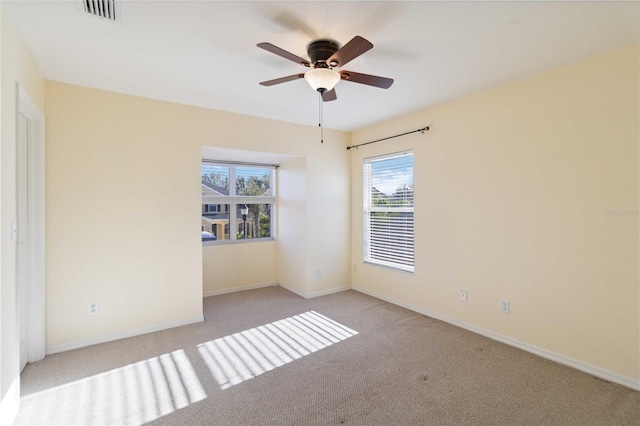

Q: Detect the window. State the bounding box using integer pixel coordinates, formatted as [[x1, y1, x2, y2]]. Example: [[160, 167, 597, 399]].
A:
[[204, 204, 225, 213], [201, 162, 275, 244], [363, 151, 414, 272]]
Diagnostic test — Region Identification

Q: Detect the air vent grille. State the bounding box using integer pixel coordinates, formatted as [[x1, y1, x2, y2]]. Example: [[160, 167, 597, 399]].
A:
[[83, 0, 116, 21]]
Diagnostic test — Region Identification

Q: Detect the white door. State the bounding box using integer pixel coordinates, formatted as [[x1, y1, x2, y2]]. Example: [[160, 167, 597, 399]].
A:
[[18, 113, 29, 372]]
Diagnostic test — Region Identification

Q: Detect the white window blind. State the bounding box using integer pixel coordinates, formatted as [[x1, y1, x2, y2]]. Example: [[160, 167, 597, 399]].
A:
[[363, 151, 414, 272]]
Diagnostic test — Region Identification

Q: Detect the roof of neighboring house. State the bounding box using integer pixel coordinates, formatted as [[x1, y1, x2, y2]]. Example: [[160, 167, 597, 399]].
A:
[[201, 182, 229, 197]]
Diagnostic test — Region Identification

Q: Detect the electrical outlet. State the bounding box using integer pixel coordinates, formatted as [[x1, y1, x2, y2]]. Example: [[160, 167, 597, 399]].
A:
[[353, 264, 357, 274], [460, 290, 468, 302], [316, 268, 322, 278], [501, 300, 510, 314], [89, 303, 98, 315]]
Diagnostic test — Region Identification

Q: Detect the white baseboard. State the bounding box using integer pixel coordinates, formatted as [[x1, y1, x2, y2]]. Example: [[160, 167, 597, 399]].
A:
[[46, 315, 205, 355], [203, 282, 277, 298], [307, 285, 351, 299], [277, 282, 307, 298], [278, 282, 350, 299], [353, 286, 640, 392], [0, 379, 19, 426]]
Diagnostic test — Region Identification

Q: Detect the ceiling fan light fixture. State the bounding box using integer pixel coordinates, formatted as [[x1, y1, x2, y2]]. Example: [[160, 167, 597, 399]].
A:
[[304, 68, 341, 92]]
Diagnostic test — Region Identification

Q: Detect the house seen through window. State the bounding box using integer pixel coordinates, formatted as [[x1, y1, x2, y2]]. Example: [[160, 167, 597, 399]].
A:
[[201, 162, 275, 243], [363, 151, 414, 272]]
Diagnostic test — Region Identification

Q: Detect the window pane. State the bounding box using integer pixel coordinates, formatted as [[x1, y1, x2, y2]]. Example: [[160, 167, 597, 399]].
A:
[[202, 165, 230, 195], [202, 204, 230, 241], [369, 155, 413, 208], [235, 167, 271, 196], [237, 204, 271, 239], [201, 162, 275, 244], [364, 151, 414, 272]]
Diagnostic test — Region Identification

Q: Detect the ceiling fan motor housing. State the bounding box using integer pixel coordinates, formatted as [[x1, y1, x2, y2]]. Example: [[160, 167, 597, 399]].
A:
[[307, 39, 340, 67]]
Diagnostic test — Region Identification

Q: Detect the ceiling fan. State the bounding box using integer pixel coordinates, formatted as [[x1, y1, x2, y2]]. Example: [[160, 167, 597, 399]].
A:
[[257, 36, 394, 102]]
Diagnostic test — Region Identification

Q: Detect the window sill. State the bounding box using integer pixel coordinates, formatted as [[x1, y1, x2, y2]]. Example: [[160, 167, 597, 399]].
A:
[[202, 237, 275, 247], [364, 260, 414, 274]]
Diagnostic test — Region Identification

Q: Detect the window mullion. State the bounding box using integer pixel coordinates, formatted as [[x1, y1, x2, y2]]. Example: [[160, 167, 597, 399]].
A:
[[230, 202, 237, 241], [229, 166, 236, 197], [231, 196, 275, 204], [229, 166, 237, 240]]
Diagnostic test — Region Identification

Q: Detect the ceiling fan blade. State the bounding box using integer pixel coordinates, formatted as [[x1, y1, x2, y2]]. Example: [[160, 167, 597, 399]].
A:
[[257, 42, 310, 67], [340, 71, 394, 89], [322, 89, 337, 102], [259, 73, 305, 86], [327, 36, 373, 67]]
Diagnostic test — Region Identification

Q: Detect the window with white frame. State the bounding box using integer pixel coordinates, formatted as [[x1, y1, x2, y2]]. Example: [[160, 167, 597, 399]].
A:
[[201, 162, 275, 244], [363, 151, 414, 272]]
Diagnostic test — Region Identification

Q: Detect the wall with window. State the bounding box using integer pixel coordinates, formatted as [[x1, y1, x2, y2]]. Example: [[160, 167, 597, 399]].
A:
[[201, 160, 277, 295], [0, 12, 45, 423], [200, 144, 351, 297], [44, 80, 350, 350], [350, 44, 639, 384], [201, 154, 318, 296]]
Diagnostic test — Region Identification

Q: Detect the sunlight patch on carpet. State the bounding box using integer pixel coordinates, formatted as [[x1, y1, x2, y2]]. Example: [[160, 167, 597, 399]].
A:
[[18, 350, 205, 425], [198, 311, 358, 389]]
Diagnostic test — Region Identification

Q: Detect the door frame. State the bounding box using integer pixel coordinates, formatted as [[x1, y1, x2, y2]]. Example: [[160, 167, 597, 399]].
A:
[[17, 83, 46, 363]]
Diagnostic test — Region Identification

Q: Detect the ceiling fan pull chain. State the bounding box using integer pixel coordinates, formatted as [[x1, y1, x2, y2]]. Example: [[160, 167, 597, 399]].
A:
[[319, 91, 324, 143]]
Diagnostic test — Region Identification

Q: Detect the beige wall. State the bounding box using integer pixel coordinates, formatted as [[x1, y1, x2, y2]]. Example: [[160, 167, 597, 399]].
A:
[[276, 157, 308, 296], [350, 44, 639, 382], [203, 241, 277, 295], [0, 10, 45, 422], [306, 147, 351, 295], [45, 82, 205, 349], [45, 81, 351, 349]]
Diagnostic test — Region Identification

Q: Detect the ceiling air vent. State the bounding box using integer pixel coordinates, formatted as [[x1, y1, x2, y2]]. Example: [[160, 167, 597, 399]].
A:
[[83, 0, 116, 21]]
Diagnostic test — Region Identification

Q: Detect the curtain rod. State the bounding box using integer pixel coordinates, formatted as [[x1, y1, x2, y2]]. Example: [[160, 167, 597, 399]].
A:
[[346, 126, 429, 151]]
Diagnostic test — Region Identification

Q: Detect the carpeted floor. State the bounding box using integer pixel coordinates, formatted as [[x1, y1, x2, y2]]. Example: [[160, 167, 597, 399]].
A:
[[15, 286, 640, 425]]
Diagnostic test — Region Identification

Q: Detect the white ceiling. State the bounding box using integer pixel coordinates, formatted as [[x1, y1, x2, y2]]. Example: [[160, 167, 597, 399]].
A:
[[3, 1, 639, 132]]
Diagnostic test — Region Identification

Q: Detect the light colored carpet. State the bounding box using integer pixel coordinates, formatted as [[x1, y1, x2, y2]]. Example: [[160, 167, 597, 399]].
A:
[[15, 286, 640, 425]]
